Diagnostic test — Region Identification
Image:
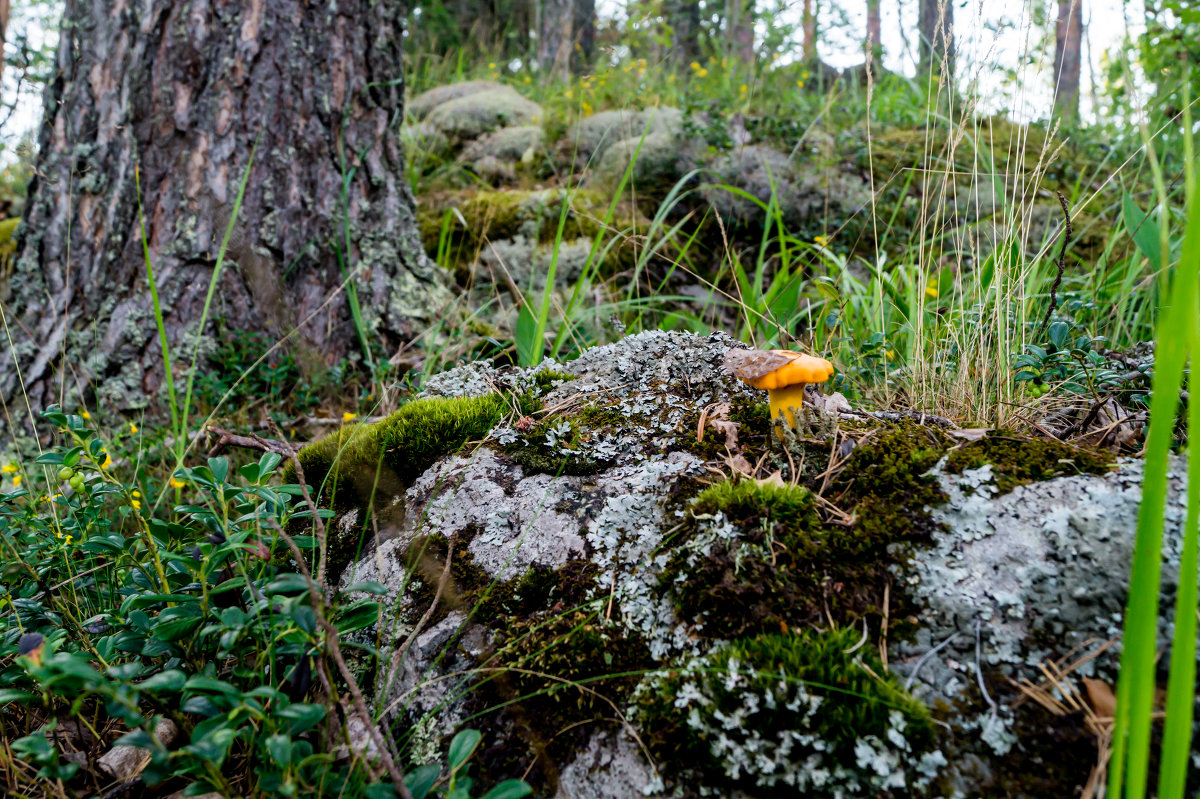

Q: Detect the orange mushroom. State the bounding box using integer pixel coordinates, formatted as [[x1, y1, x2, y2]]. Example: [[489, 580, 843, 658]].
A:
[[723, 349, 835, 430]]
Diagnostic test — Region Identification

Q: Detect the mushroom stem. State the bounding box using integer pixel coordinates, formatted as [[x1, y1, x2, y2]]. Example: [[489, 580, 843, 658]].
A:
[[768, 384, 808, 430]]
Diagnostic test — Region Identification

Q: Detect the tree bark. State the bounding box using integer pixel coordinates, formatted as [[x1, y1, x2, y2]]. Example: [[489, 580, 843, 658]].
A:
[[0, 0, 8, 87], [1054, 0, 1083, 122], [667, 0, 701, 66], [918, 0, 954, 83], [866, 0, 881, 63], [802, 0, 817, 62], [729, 0, 755, 62], [572, 0, 595, 70], [539, 0, 574, 80], [3, 0, 448, 423]]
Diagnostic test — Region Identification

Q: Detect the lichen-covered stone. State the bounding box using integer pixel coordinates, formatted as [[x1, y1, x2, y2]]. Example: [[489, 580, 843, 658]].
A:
[[564, 107, 684, 164], [318, 331, 1192, 798], [426, 87, 543, 141], [408, 80, 508, 120]]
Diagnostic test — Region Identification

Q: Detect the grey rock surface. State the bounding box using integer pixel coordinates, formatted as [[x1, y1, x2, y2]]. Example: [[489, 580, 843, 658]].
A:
[[565, 107, 684, 164], [461, 125, 545, 164], [335, 331, 1192, 797], [426, 87, 543, 141], [408, 80, 507, 120]]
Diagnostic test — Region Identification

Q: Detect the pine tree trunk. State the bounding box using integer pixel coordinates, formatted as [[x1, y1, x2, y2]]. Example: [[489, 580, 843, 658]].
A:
[[730, 0, 755, 62], [918, 0, 954, 82], [539, 0, 573, 81], [667, 0, 701, 66], [3, 0, 448, 423], [1054, 0, 1083, 121], [866, 0, 882, 62], [573, 0, 595, 71], [802, 0, 817, 61]]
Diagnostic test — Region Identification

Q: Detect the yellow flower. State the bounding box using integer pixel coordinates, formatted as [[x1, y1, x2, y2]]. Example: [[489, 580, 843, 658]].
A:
[[696, 68, 709, 78], [81, 411, 92, 420], [582, 101, 593, 116], [1, 463, 15, 474], [796, 80, 806, 89], [565, 89, 574, 99], [342, 411, 357, 423], [129, 422, 138, 434], [64, 535, 73, 545], [739, 84, 748, 94], [101, 454, 113, 469], [814, 234, 829, 247], [131, 490, 141, 498], [131, 499, 141, 511], [170, 478, 185, 490], [690, 61, 701, 71], [524, 76, 531, 84], [926, 283, 939, 298], [802, 70, 810, 79], [668, 74, 676, 83], [488, 62, 496, 70], [12, 475, 21, 488]]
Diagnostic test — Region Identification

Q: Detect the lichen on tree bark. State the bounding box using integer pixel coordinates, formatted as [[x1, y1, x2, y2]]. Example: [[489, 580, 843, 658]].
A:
[[2, 0, 450, 423]]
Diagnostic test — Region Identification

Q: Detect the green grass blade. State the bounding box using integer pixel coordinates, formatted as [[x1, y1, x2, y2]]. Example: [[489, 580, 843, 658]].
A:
[[1110, 173, 1200, 799], [178, 139, 259, 453], [135, 166, 179, 438]]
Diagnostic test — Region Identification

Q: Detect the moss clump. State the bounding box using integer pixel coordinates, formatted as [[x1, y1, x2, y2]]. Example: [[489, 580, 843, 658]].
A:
[[531, 368, 577, 395], [665, 479, 886, 637], [638, 628, 938, 794], [0, 218, 18, 278], [504, 411, 616, 476], [292, 392, 539, 511], [683, 395, 771, 462], [472, 609, 653, 791], [943, 432, 1113, 495], [836, 424, 950, 542]]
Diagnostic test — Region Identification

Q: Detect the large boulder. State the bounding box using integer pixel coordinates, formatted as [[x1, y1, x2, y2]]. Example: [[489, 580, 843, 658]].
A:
[[409, 80, 508, 120], [564, 107, 685, 166], [425, 85, 543, 141], [296, 331, 1195, 798]]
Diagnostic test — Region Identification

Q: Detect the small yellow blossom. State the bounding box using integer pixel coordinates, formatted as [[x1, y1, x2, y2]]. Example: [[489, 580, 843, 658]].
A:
[[582, 101, 593, 116], [170, 478, 185, 490], [926, 283, 939, 298], [101, 454, 113, 469], [132, 490, 141, 498], [488, 62, 496, 70], [814, 234, 829, 247], [565, 89, 574, 99], [524, 76, 532, 84], [343, 411, 357, 423], [131, 499, 141, 510], [802, 70, 810, 79], [796, 80, 806, 89], [690, 61, 701, 71], [1, 463, 15, 474], [739, 84, 748, 94], [696, 68, 709, 78], [129, 422, 138, 434], [65, 535, 73, 545], [12, 475, 21, 488], [81, 411, 92, 420], [668, 74, 676, 83]]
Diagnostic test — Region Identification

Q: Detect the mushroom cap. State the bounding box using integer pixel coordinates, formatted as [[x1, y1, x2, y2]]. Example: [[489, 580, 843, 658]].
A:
[[724, 349, 834, 390]]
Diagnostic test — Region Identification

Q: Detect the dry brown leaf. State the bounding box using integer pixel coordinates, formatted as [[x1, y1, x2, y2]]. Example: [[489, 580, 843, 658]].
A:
[[947, 428, 993, 442], [811, 391, 853, 414], [722, 348, 798, 381], [1082, 678, 1116, 719], [725, 453, 755, 476], [754, 470, 787, 488], [711, 420, 741, 451]]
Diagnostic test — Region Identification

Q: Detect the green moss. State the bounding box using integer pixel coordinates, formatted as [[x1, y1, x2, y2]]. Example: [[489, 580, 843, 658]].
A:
[[471, 608, 653, 791], [531, 367, 577, 394], [0, 218, 18, 277], [638, 628, 935, 793], [292, 392, 540, 509], [836, 424, 950, 543], [943, 432, 1113, 495], [504, 405, 619, 476]]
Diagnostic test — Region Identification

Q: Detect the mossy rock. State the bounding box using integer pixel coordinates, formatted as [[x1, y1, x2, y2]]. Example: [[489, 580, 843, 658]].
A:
[[943, 430, 1114, 495]]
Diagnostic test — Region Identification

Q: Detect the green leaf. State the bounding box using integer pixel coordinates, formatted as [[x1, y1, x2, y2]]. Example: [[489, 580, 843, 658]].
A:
[[0, 689, 35, 705], [447, 728, 481, 772], [184, 675, 239, 695], [404, 764, 440, 799], [335, 601, 380, 634], [343, 580, 388, 595], [1122, 192, 1165, 269], [265, 573, 312, 595], [515, 301, 538, 368], [265, 733, 291, 766], [277, 703, 325, 734], [140, 670, 187, 693], [480, 780, 533, 799]]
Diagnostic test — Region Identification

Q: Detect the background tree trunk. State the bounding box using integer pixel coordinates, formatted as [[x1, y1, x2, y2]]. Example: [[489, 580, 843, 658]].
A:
[[918, 0, 954, 82], [3, 0, 448, 422], [539, 0, 574, 80], [728, 0, 755, 62], [802, 0, 817, 61], [1054, 0, 1083, 121], [573, 0, 595, 71], [866, 0, 881, 62], [667, 0, 701, 65]]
